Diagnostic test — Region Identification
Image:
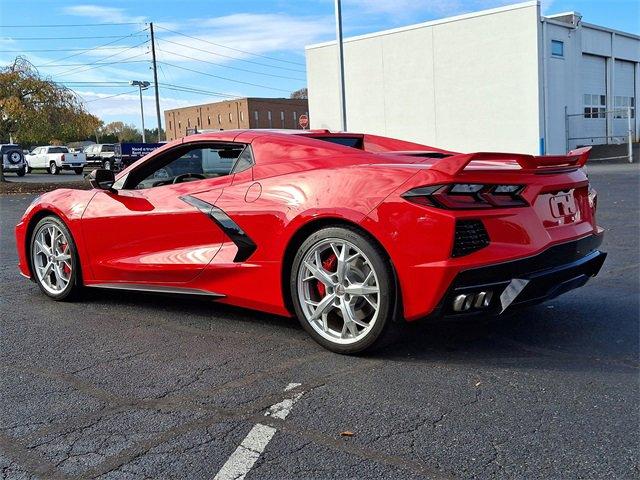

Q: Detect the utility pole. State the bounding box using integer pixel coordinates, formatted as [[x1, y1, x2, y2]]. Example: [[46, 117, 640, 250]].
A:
[[149, 23, 163, 142], [334, 0, 347, 131]]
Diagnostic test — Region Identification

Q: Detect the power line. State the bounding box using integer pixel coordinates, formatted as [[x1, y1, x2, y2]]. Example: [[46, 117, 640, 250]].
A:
[[0, 22, 144, 27], [155, 25, 305, 67], [38, 29, 148, 67], [52, 46, 149, 77], [159, 84, 308, 109], [83, 90, 139, 103], [157, 43, 305, 81], [2, 34, 149, 40], [157, 37, 305, 74], [159, 61, 290, 93], [0, 45, 142, 53], [36, 59, 149, 68]]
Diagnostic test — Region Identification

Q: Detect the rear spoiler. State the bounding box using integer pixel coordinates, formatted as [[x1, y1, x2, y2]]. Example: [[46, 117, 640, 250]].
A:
[[431, 146, 591, 176]]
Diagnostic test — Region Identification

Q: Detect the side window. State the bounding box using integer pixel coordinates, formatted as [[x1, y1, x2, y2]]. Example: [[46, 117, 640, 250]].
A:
[[124, 144, 247, 190]]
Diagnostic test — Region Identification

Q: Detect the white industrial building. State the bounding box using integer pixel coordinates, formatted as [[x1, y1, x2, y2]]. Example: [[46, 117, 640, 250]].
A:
[[306, 1, 639, 155]]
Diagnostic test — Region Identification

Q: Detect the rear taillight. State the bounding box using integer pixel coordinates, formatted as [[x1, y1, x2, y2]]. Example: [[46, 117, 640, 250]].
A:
[[60, 154, 65, 162], [402, 184, 527, 209]]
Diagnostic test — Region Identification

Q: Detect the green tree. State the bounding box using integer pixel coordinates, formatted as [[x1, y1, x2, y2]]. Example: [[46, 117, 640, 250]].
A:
[[99, 121, 142, 143], [0, 57, 101, 180]]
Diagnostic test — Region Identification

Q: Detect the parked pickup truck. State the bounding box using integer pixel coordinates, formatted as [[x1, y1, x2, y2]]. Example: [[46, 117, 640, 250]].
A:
[[26, 146, 86, 175], [83, 143, 117, 170]]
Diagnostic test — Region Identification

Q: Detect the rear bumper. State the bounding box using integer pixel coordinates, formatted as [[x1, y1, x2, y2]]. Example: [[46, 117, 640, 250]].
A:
[[433, 233, 606, 319]]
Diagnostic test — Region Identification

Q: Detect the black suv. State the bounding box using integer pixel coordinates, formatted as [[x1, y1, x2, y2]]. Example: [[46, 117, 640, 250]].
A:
[[1, 144, 27, 176]]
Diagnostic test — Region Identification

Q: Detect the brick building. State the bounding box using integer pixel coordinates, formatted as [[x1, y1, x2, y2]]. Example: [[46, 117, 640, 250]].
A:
[[164, 98, 309, 141]]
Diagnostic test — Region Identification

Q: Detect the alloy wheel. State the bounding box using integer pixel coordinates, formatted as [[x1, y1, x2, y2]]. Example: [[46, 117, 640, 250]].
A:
[[32, 223, 73, 295], [297, 238, 381, 345]]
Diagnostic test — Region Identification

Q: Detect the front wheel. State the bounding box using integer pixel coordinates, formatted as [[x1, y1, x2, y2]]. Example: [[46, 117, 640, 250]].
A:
[[17, 167, 26, 177], [30, 216, 81, 300], [49, 162, 59, 175], [102, 160, 112, 170], [290, 226, 395, 354]]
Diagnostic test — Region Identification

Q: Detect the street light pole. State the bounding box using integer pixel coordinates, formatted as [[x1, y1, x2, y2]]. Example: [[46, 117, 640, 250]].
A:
[[130, 80, 150, 143], [334, 0, 347, 132]]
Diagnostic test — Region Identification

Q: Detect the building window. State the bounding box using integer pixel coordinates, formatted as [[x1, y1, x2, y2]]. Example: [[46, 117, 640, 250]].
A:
[[218, 114, 222, 125], [293, 111, 298, 124], [207, 115, 211, 125], [178, 121, 181, 130], [169, 121, 172, 130], [254, 110, 259, 125], [267, 110, 272, 128], [187, 119, 191, 127], [229, 112, 233, 122], [197, 117, 200, 126], [551, 40, 564, 57], [240, 111, 244, 122], [280, 111, 285, 127], [614, 96, 635, 118], [584, 94, 606, 119]]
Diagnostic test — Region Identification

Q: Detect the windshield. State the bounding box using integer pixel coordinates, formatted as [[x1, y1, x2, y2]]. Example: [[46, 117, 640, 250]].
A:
[[49, 147, 69, 154]]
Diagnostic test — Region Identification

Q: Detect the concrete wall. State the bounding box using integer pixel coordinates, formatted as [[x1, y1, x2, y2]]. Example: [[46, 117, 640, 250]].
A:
[[306, 1, 542, 154]]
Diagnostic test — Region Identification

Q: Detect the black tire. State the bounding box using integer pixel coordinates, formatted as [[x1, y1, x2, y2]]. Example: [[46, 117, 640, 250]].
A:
[[290, 226, 395, 354], [103, 159, 112, 170], [49, 162, 59, 175], [26, 165, 32, 174], [29, 215, 82, 301], [16, 167, 26, 177], [74, 168, 84, 175]]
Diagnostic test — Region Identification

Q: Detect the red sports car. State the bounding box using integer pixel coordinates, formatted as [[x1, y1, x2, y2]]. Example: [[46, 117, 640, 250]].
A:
[[15, 130, 606, 353]]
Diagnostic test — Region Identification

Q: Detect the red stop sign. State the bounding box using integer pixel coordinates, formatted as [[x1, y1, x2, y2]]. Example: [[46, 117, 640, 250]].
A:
[[298, 114, 309, 129]]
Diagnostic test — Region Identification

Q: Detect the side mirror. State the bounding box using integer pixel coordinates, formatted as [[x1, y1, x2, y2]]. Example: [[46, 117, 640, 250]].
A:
[[88, 169, 116, 192]]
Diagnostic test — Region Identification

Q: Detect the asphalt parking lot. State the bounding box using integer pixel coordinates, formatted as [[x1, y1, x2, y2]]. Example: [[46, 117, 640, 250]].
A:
[[0, 163, 638, 479]]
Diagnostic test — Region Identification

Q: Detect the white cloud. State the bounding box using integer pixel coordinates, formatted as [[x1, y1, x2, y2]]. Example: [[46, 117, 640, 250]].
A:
[[347, 0, 529, 21], [63, 5, 146, 24], [155, 13, 332, 65]]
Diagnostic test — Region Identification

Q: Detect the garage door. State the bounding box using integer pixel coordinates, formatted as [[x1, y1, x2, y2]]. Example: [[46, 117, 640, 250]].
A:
[[579, 54, 607, 146], [612, 59, 636, 140]]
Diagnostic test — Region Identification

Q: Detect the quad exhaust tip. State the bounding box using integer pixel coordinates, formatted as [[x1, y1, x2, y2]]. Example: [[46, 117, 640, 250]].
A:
[[453, 291, 493, 312]]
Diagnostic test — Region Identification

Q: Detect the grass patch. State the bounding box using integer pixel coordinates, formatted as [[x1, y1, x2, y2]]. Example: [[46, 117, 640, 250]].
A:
[[0, 180, 90, 195]]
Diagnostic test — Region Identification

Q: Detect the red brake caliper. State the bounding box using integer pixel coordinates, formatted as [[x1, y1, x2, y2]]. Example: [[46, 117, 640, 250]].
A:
[[316, 253, 337, 297], [60, 242, 70, 275]]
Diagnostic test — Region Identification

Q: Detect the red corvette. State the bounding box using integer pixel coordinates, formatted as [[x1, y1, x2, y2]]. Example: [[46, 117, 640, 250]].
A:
[[15, 130, 606, 353]]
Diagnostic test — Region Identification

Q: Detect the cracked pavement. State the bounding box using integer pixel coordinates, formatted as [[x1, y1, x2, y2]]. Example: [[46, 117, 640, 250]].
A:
[[1, 163, 638, 479]]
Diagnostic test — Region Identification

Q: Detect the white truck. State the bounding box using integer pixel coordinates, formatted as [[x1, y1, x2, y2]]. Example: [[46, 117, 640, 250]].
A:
[[26, 146, 87, 175]]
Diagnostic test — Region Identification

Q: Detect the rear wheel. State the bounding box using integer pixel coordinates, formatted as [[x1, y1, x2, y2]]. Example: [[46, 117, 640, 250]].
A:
[[74, 168, 84, 175], [49, 162, 59, 175], [290, 226, 395, 354], [30, 216, 81, 300]]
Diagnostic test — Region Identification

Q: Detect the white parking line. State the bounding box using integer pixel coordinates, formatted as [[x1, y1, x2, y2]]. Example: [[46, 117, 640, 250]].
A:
[[214, 382, 303, 480]]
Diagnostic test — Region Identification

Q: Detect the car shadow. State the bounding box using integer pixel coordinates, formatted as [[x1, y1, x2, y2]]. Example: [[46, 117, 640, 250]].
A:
[[79, 286, 638, 372]]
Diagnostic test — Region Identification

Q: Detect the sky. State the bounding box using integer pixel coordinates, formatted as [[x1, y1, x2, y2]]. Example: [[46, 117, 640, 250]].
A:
[[1, 0, 638, 131]]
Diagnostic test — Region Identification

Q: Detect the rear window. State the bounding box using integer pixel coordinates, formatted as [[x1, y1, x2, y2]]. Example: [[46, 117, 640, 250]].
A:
[[311, 136, 364, 149], [49, 147, 69, 154], [101, 145, 115, 152]]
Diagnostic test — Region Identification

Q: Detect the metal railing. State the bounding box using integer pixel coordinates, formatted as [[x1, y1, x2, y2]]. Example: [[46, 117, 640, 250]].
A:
[[565, 106, 635, 163]]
